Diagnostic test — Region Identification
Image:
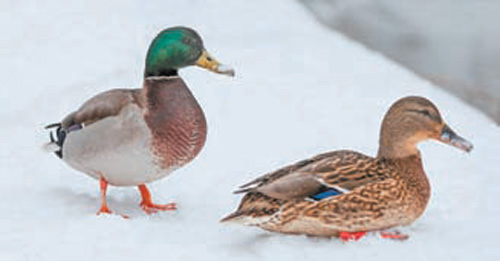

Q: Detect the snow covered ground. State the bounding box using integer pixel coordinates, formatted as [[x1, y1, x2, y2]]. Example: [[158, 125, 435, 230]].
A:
[[1, 0, 499, 260]]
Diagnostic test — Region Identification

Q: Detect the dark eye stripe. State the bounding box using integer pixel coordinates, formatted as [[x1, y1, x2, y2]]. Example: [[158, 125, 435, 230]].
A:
[[406, 109, 440, 122], [420, 110, 431, 117], [407, 109, 427, 115]]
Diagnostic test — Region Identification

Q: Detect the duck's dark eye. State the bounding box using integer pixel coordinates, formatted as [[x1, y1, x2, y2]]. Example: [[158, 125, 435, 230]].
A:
[[420, 110, 431, 117], [182, 38, 194, 46], [206, 56, 213, 62]]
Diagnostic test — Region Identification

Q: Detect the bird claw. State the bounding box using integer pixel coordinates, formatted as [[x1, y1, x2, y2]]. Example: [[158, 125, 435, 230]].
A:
[[96, 207, 129, 219], [140, 202, 177, 214], [96, 205, 113, 215]]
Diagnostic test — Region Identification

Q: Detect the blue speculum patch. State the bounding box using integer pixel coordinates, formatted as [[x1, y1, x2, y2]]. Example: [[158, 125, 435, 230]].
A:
[[310, 189, 342, 200]]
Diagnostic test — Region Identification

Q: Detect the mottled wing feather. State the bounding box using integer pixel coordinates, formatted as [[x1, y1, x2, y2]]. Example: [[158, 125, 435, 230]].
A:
[[61, 88, 144, 129], [236, 150, 390, 200], [309, 151, 390, 190], [236, 151, 340, 191], [220, 192, 284, 222], [298, 178, 401, 229], [254, 172, 321, 200]]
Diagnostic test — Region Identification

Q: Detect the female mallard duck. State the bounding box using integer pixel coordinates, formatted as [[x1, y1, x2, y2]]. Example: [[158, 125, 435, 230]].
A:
[[221, 96, 472, 240], [45, 26, 234, 216]]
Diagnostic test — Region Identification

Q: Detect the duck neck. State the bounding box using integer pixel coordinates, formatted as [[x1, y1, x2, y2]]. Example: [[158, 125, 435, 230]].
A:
[[144, 68, 178, 78], [377, 123, 420, 159], [142, 76, 204, 123]]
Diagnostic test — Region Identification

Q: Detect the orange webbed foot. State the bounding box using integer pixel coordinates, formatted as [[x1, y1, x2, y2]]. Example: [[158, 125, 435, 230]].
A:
[[96, 177, 129, 219], [138, 184, 176, 215], [97, 206, 113, 216], [97, 177, 114, 216], [140, 202, 177, 214], [339, 231, 367, 241], [96, 207, 130, 219]]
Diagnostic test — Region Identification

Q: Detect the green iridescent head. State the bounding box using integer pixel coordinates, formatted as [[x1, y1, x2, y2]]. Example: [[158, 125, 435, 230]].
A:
[[144, 26, 234, 77]]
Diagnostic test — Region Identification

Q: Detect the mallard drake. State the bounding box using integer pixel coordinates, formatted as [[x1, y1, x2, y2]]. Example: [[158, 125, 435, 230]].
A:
[[221, 96, 472, 240], [45, 26, 234, 216]]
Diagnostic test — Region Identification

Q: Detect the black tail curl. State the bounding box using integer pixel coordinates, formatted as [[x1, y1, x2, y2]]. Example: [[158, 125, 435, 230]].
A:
[[45, 123, 65, 158]]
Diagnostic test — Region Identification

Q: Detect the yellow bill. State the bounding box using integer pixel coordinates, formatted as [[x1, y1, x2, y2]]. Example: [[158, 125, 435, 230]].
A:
[[195, 50, 235, 77]]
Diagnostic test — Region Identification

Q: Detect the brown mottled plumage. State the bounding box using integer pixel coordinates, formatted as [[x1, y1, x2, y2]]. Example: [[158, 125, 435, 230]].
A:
[[221, 96, 472, 239]]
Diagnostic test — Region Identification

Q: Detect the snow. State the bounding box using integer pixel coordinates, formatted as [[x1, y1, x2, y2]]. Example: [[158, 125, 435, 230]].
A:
[[1, 0, 499, 260]]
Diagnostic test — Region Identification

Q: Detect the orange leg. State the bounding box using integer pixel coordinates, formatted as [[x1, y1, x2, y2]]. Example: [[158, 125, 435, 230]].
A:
[[96, 177, 129, 219], [138, 184, 176, 214], [339, 231, 367, 241], [97, 177, 113, 215], [380, 230, 409, 241]]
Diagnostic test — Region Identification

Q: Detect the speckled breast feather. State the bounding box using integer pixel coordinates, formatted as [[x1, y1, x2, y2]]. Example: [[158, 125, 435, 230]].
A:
[[143, 76, 207, 171]]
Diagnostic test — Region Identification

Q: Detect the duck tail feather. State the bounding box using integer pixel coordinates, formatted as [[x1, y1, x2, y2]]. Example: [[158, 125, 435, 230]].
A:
[[220, 211, 271, 226], [220, 212, 246, 224], [233, 187, 254, 194], [42, 141, 60, 153], [45, 122, 62, 129], [43, 123, 64, 158]]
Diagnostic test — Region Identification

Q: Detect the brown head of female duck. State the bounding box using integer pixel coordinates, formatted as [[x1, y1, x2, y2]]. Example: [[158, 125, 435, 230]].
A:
[[378, 96, 472, 159], [376, 96, 473, 231]]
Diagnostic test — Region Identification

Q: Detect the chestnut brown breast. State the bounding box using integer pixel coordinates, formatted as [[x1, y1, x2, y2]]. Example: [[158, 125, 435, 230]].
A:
[[143, 77, 207, 170]]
